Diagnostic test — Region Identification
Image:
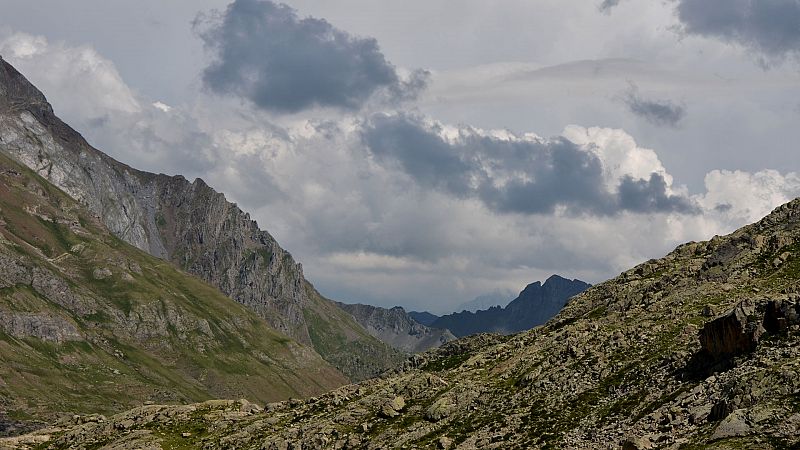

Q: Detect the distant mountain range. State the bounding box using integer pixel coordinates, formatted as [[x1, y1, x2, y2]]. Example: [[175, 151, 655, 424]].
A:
[[407, 310, 439, 327], [335, 303, 455, 353], [361, 275, 590, 352], [454, 289, 516, 313], [427, 275, 591, 337]]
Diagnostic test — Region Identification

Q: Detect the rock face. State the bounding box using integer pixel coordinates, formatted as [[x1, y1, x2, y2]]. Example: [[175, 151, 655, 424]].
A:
[[0, 57, 402, 381], [700, 302, 764, 359], [431, 275, 591, 337], [700, 298, 800, 361], [17, 198, 800, 448], [336, 302, 455, 353], [0, 151, 347, 433]]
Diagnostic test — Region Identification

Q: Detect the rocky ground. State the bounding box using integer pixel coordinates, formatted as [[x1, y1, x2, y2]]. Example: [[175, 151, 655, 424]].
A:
[[6, 196, 800, 449]]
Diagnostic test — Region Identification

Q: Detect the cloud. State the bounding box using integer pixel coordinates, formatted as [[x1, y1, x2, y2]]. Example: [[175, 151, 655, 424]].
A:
[[675, 0, 800, 66], [5, 30, 800, 313], [697, 169, 800, 225], [361, 113, 696, 216], [598, 0, 622, 14], [620, 82, 686, 127], [194, 0, 427, 113], [618, 173, 697, 213], [0, 32, 140, 119], [0, 32, 218, 177]]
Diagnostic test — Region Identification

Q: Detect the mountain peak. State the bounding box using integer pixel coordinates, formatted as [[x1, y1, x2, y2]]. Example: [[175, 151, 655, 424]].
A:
[[431, 275, 590, 337], [0, 56, 52, 116], [544, 273, 568, 283]]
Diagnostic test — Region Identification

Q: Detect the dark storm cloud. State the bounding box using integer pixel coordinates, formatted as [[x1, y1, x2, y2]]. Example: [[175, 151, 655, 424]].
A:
[[714, 203, 734, 213], [195, 0, 426, 113], [362, 114, 698, 216], [618, 174, 698, 214], [622, 83, 686, 127], [598, 0, 622, 13], [676, 0, 800, 65]]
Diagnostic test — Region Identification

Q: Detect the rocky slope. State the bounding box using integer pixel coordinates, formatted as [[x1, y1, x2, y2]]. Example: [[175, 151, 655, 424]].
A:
[[13, 198, 800, 448], [0, 151, 347, 436], [336, 302, 456, 353], [0, 56, 402, 381], [431, 275, 590, 337]]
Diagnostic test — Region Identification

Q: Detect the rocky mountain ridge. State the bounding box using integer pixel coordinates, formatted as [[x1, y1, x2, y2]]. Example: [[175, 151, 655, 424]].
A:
[[0, 150, 346, 436], [408, 310, 439, 327], [0, 56, 403, 381], [336, 302, 456, 353], [12, 197, 800, 448], [431, 274, 590, 337]]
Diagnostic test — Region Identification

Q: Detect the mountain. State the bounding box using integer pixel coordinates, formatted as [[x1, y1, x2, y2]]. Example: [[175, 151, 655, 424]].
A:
[[0, 57, 403, 381], [336, 302, 456, 353], [407, 310, 439, 327], [503, 275, 592, 332], [16, 198, 800, 448], [0, 150, 346, 436], [431, 275, 590, 337], [454, 289, 515, 313]]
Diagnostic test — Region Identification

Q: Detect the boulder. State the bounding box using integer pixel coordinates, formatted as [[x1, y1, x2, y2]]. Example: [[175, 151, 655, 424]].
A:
[[621, 436, 652, 450], [699, 304, 763, 359], [92, 267, 113, 280], [710, 409, 751, 440], [425, 398, 454, 422], [379, 396, 406, 418]]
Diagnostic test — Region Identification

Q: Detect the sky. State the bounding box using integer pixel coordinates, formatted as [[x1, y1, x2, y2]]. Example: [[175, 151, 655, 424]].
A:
[[1, 0, 799, 313]]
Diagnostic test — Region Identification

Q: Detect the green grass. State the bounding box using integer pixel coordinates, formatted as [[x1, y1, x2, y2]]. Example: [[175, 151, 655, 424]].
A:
[[587, 306, 608, 320], [422, 353, 472, 372]]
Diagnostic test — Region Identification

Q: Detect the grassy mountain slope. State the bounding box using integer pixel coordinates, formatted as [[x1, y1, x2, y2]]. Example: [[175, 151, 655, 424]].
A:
[[0, 152, 347, 435], [12, 199, 800, 448]]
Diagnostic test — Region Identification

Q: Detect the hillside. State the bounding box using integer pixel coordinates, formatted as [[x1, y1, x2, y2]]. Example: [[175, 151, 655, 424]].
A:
[[431, 275, 590, 337], [0, 56, 403, 381], [0, 151, 347, 436], [12, 198, 800, 448], [336, 302, 455, 353]]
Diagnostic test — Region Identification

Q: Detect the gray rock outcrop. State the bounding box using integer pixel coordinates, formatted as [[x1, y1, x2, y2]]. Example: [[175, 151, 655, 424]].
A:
[[699, 302, 764, 359]]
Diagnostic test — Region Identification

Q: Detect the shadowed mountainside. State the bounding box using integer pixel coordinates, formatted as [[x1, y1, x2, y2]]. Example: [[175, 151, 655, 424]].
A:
[[431, 275, 590, 337]]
